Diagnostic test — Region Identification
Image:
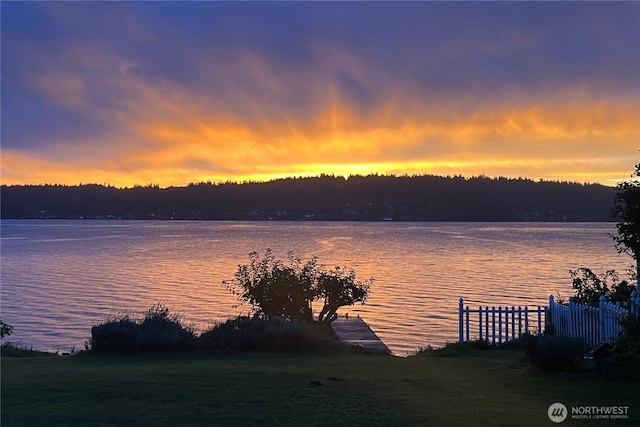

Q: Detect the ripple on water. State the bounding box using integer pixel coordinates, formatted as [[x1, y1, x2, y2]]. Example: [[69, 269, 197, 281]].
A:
[[0, 221, 632, 354]]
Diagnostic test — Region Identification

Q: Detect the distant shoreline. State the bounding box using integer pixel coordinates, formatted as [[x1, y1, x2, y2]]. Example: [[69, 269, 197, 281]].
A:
[[1, 218, 618, 223], [1, 175, 617, 222]]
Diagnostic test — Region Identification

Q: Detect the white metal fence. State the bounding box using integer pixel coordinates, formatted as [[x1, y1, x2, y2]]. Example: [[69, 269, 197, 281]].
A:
[[459, 289, 640, 347], [548, 291, 640, 348], [458, 298, 546, 344]]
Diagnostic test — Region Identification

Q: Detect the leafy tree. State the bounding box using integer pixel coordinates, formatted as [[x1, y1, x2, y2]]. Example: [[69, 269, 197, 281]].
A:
[[224, 250, 316, 323], [317, 266, 370, 323], [224, 250, 371, 324], [612, 162, 640, 278], [567, 163, 639, 308]]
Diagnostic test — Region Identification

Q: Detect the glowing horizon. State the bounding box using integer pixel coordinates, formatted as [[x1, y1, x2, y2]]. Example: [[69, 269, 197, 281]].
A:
[[2, 2, 639, 188]]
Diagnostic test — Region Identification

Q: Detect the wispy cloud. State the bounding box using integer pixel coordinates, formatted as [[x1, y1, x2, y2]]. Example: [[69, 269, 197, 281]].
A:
[[2, 2, 638, 187]]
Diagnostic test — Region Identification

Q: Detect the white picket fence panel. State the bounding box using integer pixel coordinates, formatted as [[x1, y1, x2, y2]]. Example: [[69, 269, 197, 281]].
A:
[[458, 299, 546, 344], [548, 290, 640, 347], [631, 288, 640, 318], [459, 288, 640, 347]]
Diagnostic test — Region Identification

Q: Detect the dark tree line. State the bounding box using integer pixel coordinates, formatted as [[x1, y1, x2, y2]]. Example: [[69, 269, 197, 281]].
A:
[[0, 174, 617, 221]]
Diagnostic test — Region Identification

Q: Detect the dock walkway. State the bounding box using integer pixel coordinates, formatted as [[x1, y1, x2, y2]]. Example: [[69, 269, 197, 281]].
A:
[[331, 316, 390, 354]]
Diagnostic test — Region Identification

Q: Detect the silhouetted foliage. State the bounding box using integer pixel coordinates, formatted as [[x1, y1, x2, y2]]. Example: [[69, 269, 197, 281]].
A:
[[224, 250, 371, 324], [0, 174, 617, 221], [89, 305, 345, 354], [569, 267, 635, 308], [562, 164, 640, 378], [317, 266, 370, 323], [224, 250, 317, 323], [1, 343, 58, 357], [90, 304, 196, 353], [612, 163, 640, 275], [197, 315, 342, 352], [610, 315, 640, 381], [0, 319, 13, 339], [520, 332, 585, 373]]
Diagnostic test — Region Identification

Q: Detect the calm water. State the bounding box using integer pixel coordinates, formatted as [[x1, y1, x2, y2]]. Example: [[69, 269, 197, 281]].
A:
[[0, 220, 633, 355]]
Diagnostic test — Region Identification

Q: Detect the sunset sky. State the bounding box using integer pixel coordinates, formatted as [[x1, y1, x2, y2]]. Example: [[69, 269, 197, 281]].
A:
[[2, 2, 639, 188]]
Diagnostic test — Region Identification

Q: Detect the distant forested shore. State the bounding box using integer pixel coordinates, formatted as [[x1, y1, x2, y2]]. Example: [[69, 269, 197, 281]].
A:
[[0, 174, 617, 221]]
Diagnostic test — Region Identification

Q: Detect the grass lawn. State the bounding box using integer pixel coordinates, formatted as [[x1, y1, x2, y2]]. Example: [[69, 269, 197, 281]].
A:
[[2, 349, 638, 426]]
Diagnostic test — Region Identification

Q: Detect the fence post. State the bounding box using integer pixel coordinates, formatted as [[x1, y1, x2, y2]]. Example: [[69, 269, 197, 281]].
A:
[[536, 306, 540, 334], [498, 306, 503, 343], [465, 306, 470, 342], [492, 307, 496, 344], [485, 307, 489, 341], [631, 290, 639, 318], [548, 295, 553, 328], [459, 298, 464, 342], [599, 295, 606, 343], [568, 296, 575, 339], [518, 306, 522, 337], [478, 306, 483, 341], [511, 306, 516, 339]]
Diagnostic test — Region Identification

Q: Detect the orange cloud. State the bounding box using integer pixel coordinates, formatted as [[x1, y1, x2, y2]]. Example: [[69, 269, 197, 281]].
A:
[[3, 47, 638, 188], [3, 2, 639, 188]]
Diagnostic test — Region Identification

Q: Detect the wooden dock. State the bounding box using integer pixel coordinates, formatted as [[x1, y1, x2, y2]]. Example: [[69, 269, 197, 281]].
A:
[[332, 316, 390, 354]]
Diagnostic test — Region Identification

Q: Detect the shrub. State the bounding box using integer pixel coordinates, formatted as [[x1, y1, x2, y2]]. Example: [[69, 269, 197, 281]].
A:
[[90, 304, 196, 354], [90, 319, 139, 353], [136, 305, 195, 351], [1, 343, 58, 357], [90, 304, 347, 354], [569, 267, 634, 308], [260, 317, 339, 352], [0, 319, 13, 338], [197, 315, 342, 352], [521, 333, 585, 373], [197, 316, 265, 351], [609, 315, 640, 381]]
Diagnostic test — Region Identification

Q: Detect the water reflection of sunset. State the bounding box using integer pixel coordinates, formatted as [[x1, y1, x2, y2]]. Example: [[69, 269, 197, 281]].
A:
[[1, 221, 630, 354]]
